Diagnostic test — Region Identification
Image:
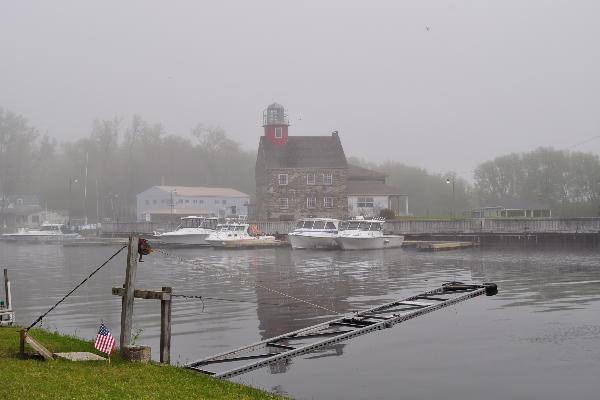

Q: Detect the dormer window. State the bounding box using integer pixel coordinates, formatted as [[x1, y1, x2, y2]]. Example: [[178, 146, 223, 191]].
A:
[[275, 127, 283, 139]]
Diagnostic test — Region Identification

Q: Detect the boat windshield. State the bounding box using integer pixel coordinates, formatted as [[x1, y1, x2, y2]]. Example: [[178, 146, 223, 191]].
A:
[[313, 220, 325, 229], [219, 224, 245, 231], [297, 220, 314, 229], [178, 218, 204, 229], [325, 221, 337, 230], [338, 221, 380, 231], [202, 219, 218, 229]]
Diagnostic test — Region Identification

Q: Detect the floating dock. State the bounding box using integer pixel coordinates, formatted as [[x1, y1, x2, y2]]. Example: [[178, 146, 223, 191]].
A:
[[416, 241, 476, 251], [186, 282, 497, 379]]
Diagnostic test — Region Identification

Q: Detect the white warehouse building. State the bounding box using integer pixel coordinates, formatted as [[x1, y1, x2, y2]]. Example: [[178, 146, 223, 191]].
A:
[[136, 186, 250, 222]]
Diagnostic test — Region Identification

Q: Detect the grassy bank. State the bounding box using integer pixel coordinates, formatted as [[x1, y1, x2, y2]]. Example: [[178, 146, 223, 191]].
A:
[[0, 327, 282, 400]]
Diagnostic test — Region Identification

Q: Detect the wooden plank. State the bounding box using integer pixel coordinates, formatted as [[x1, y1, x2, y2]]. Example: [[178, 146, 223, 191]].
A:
[[25, 333, 54, 360], [160, 287, 172, 364], [120, 236, 139, 349], [112, 287, 170, 300]]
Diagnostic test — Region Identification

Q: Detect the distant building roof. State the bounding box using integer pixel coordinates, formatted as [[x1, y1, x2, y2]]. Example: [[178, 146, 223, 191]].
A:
[[347, 164, 387, 181], [347, 181, 407, 196], [143, 208, 211, 215], [258, 134, 347, 169], [150, 186, 249, 198]]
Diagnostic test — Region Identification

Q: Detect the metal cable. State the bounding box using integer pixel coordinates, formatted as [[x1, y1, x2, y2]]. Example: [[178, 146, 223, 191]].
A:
[[26, 245, 128, 331], [154, 246, 340, 315], [172, 293, 301, 307]]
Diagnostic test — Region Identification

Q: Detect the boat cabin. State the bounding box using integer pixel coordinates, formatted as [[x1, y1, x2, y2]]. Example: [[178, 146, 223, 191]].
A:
[[176, 216, 218, 230]]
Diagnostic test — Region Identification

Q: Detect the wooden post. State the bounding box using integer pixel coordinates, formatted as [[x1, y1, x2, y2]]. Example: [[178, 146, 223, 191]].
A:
[[120, 236, 139, 349], [3, 269, 8, 308], [160, 286, 172, 364], [19, 329, 26, 358]]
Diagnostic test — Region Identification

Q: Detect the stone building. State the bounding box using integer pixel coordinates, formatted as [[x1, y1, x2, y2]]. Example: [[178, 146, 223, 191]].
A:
[[255, 103, 348, 220], [255, 102, 409, 221]]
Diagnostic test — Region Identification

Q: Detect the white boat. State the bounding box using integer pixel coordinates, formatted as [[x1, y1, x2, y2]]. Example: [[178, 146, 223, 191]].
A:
[[288, 218, 340, 249], [206, 222, 283, 248], [154, 216, 218, 245], [335, 217, 403, 250], [1, 223, 81, 243]]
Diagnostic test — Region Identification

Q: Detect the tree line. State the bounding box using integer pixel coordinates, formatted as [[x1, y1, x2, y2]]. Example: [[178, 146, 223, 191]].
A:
[[2, 107, 599, 221], [0, 108, 255, 222]]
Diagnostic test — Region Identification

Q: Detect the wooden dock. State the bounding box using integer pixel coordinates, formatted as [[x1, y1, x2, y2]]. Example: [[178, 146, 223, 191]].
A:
[[402, 241, 477, 251]]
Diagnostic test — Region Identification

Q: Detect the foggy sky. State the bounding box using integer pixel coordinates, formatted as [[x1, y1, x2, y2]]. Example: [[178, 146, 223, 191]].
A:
[[1, 0, 599, 179]]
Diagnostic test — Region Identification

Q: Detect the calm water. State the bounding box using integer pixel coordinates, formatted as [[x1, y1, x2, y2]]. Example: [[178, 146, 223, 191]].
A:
[[1, 241, 599, 399]]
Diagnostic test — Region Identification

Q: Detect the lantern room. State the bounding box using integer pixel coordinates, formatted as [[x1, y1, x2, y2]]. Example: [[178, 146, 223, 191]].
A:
[[263, 102, 289, 146]]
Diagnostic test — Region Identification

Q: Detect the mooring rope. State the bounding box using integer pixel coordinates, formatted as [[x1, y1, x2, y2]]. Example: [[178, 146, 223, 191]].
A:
[[26, 245, 128, 331], [154, 246, 340, 315]]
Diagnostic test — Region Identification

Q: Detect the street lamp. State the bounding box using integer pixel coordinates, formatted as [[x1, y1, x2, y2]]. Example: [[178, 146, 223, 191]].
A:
[[68, 177, 78, 228], [446, 177, 455, 218]]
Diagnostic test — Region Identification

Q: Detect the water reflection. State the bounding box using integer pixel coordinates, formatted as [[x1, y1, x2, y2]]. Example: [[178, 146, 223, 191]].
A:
[[1, 242, 600, 398]]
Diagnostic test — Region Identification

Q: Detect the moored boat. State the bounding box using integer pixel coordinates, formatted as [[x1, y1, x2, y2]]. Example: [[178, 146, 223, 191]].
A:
[[154, 216, 218, 246], [335, 217, 403, 250], [288, 218, 340, 249], [206, 222, 285, 248], [1, 223, 81, 243]]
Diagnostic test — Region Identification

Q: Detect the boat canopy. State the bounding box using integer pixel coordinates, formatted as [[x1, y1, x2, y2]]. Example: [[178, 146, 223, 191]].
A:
[[295, 219, 338, 230], [177, 217, 218, 230], [339, 221, 383, 231]]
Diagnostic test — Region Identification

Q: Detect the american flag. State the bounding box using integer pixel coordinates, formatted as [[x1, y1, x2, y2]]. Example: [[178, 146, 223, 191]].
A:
[[95, 324, 116, 355]]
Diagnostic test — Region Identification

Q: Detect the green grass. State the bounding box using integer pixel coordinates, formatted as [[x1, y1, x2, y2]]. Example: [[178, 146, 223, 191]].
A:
[[0, 327, 283, 400]]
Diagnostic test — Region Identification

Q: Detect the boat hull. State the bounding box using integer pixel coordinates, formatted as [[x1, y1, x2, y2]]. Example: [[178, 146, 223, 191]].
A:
[[206, 238, 286, 249], [336, 235, 404, 250], [1, 234, 80, 244], [155, 233, 211, 246], [288, 234, 339, 249]]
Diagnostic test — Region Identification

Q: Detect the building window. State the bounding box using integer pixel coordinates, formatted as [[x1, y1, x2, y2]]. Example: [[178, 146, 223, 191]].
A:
[[178, 199, 183, 204], [214, 199, 219, 204], [145, 200, 150, 205], [307, 197, 317, 208], [278, 174, 288, 185], [324, 197, 334, 208], [275, 127, 283, 139], [222, 200, 226, 204], [357, 197, 374, 208], [323, 173, 333, 185], [199, 199, 204, 204], [153, 199, 157, 204], [185, 199, 189, 204], [306, 173, 316, 185], [280, 198, 289, 209]]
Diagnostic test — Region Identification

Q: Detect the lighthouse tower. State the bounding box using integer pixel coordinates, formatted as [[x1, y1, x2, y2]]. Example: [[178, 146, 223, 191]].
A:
[[263, 102, 289, 146]]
